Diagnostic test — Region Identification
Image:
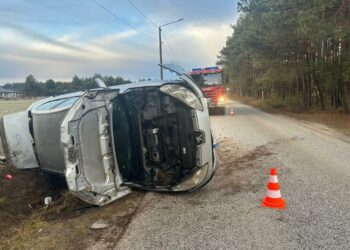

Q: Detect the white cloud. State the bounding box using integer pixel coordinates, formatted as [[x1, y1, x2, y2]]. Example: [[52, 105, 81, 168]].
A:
[[0, 21, 233, 83], [0, 25, 159, 82], [91, 30, 138, 46], [162, 23, 232, 67], [1, 24, 153, 60]]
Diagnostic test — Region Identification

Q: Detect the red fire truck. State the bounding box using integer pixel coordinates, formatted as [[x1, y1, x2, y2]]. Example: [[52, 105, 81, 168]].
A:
[[189, 66, 226, 114]]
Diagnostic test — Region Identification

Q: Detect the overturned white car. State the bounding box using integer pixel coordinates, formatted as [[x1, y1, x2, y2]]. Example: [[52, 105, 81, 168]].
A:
[[0, 64, 218, 206]]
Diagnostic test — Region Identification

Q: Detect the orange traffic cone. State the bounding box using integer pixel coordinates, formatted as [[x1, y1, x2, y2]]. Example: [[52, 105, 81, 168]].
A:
[[230, 108, 235, 116], [262, 168, 286, 209]]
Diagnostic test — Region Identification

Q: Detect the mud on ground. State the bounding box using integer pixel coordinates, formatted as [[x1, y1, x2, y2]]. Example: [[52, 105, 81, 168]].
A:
[[212, 139, 274, 196]]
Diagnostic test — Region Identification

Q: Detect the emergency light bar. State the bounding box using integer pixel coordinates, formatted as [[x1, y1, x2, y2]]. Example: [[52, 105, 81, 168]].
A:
[[189, 66, 223, 75]]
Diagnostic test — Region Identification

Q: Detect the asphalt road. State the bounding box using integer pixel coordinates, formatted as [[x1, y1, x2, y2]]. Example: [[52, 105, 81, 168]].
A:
[[111, 101, 350, 250]]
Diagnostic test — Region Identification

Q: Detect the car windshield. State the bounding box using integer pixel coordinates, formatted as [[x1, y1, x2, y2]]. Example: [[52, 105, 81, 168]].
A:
[[35, 97, 79, 111]]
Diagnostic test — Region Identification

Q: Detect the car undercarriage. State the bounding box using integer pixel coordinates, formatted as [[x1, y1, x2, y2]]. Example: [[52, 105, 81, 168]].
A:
[[113, 88, 202, 188]]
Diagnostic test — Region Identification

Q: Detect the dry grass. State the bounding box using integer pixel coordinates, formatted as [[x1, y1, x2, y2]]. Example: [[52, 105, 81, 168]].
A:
[[0, 166, 90, 250], [6, 215, 49, 250], [0, 98, 42, 118]]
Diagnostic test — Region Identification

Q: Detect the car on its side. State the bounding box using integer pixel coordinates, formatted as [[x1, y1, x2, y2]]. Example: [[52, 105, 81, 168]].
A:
[[0, 64, 218, 206]]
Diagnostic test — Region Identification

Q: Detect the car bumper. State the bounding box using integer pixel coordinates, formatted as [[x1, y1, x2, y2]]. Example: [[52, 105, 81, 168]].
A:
[[207, 99, 226, 108], [171, 142, 218, 192]]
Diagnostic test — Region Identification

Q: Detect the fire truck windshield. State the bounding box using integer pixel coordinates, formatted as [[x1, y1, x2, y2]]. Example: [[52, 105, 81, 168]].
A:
[[192, 73, 222, 86], [203, 73, 222, 86]]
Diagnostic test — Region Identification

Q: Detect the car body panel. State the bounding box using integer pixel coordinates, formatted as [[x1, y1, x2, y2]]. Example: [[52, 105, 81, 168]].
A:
[[0, 112, 39, 169]]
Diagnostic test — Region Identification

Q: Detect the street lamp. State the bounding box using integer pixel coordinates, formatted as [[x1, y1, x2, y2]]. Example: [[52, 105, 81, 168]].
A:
[[159, 18, 184, 80]]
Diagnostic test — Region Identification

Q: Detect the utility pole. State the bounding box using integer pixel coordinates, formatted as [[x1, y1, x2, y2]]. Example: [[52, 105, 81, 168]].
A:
[[158, 18, 183, 80]]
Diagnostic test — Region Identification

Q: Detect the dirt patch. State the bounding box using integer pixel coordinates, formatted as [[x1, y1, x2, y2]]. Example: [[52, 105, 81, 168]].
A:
[[0, 164, 146, 250], [211, 139, 274, 195], [0, 165, 66, 231], [85, 192, 145, 249], [218, 144, 273, 176], [233, 95, 350, 137]]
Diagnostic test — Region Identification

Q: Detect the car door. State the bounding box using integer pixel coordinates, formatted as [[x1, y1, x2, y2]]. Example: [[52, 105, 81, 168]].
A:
[[60, 89, 131, 206]]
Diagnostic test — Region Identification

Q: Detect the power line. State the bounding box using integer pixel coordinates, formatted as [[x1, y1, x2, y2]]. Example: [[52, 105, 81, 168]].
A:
[[162, 32, 180, 63], [163, 43, 176, 62], [91, 0, 156, 41], [126, 0, 157, 28], [125, 0, 181, 64]]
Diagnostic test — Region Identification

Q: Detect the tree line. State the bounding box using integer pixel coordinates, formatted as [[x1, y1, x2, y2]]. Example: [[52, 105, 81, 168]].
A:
[[218, 0, 350, 113], [3, 74, 131, 97]]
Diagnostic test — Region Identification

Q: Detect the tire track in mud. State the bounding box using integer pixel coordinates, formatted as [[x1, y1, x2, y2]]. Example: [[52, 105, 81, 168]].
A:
[[111, 192, 146, 248], [87, 192, 148, 249], [211, 137, 296, 196]]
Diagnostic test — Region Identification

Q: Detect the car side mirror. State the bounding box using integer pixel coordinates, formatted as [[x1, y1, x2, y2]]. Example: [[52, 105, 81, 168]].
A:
[[95, 78, 107, 88]]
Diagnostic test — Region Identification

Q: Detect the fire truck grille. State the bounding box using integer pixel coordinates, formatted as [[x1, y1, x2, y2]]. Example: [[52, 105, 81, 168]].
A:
[[203, 91, 217, 101]]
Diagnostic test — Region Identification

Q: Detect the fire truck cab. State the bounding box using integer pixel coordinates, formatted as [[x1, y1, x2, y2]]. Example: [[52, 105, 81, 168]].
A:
[[189, 66, 226, 115]]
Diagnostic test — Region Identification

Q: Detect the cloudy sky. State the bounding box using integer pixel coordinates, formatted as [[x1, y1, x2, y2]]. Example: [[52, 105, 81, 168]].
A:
[[0, 0, 237, 83]]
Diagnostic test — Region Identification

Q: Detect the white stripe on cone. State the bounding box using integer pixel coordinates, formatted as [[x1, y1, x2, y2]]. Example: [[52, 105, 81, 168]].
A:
[[266, 189, 282, 199], [269, 175, 278, 183]]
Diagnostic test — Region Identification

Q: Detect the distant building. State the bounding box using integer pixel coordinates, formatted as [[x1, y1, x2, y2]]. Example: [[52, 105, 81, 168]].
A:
[[0, 87, 20, 99]]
